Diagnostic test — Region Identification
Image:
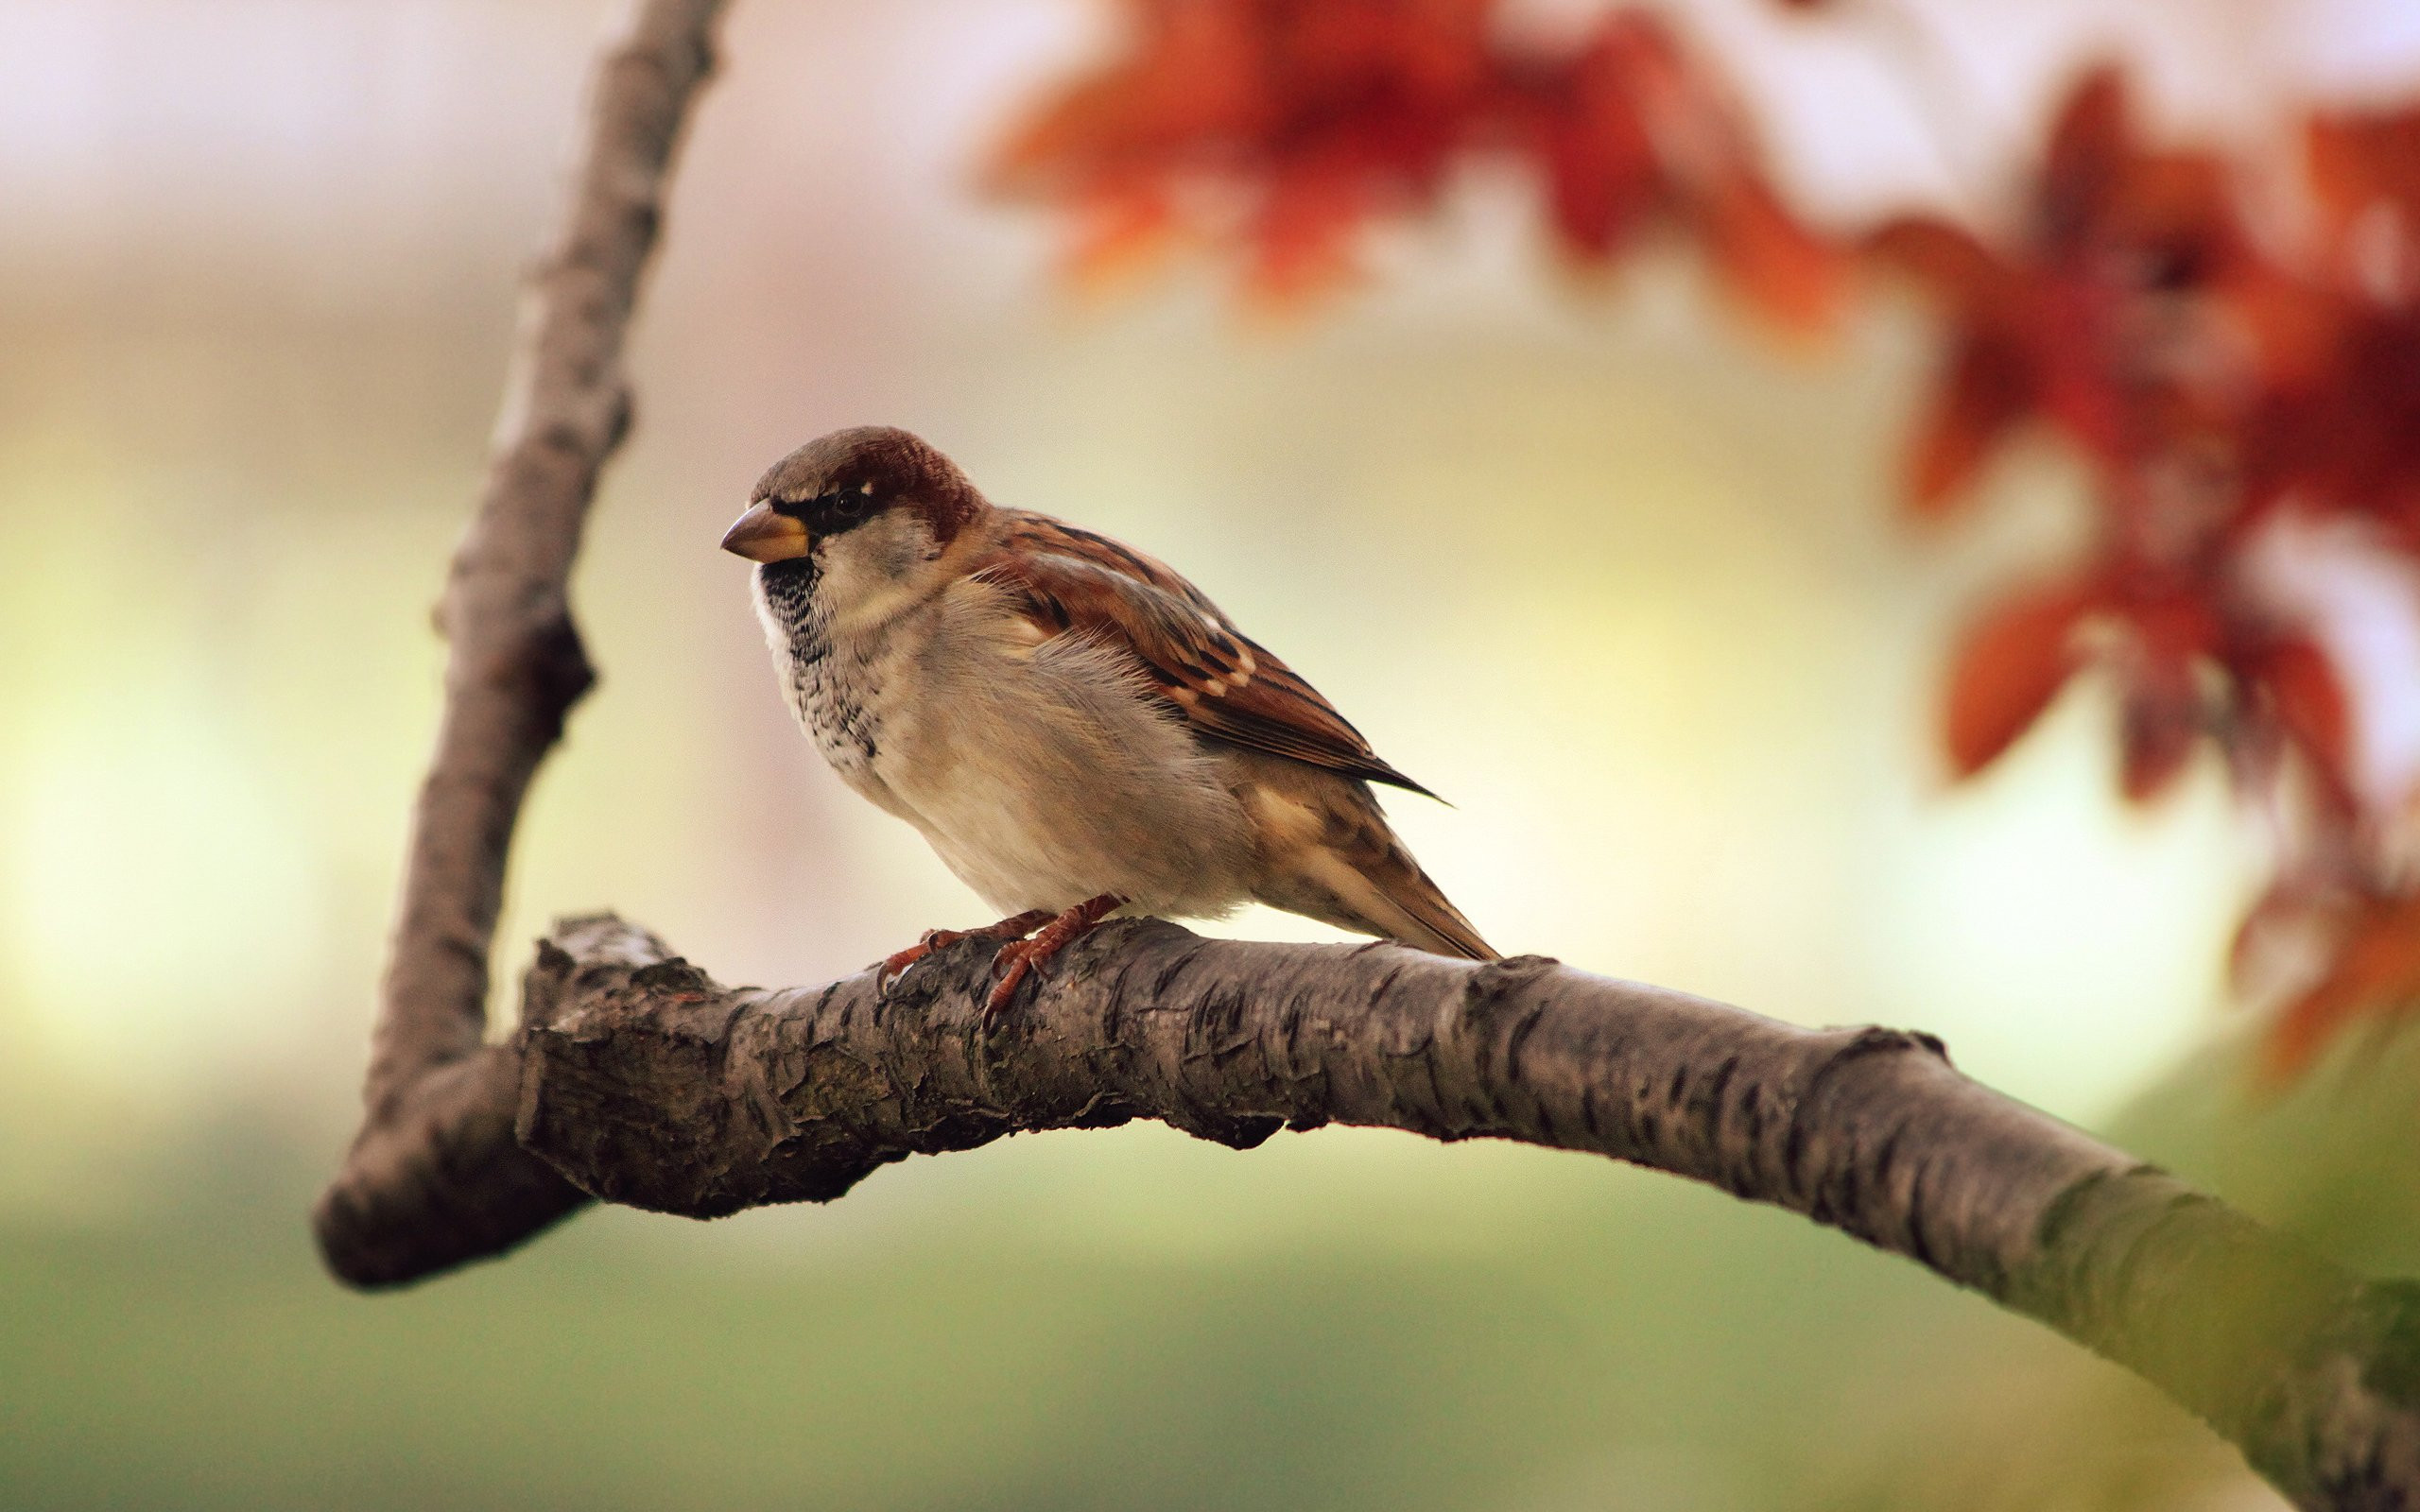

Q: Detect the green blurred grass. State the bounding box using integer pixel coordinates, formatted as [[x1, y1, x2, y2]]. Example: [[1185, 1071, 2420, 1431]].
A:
[[0, 1125, 2009, 1512]]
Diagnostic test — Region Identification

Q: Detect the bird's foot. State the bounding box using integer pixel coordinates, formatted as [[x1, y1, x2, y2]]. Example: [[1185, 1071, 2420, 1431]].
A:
[[878, 909, 1054, 994], [985, 894, 1123, 1021]]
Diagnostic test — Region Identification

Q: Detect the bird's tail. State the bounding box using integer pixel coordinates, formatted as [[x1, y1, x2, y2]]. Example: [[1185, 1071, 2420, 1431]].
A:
[[1253, 776, 1498, 960], [1358, 850, 1497, 960]]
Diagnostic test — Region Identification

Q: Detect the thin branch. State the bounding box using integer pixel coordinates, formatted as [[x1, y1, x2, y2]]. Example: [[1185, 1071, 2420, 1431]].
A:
[[314, 0, 728, 1285], [496, 914, 2412, 1512]]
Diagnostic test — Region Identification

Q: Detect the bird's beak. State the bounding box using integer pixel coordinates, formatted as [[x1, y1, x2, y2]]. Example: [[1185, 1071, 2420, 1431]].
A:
[[720, 502, 810, 563]]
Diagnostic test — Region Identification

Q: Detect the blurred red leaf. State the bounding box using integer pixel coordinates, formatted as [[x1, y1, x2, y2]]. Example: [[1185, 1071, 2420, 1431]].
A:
[[2109, 591, 2219, 801], [1866, 216, 2007, 299], [1251, 156, 1374, 300], [1063, 180, 1180, 285], [2308, 106, 2420, 290], [2243, 304, 2420, 544], [2240, 634, 2353, 793], [2268, 894, 2420, 1078], [2125, 590, 2221, 662], [1567, 15, 1843, 332], [1696, 171, 1842, 335], [996, 3, 1839, 325], [2118, 662, 2202, 802], [1876, 69, 2261, 512], [991, 0, 1502, 301], [1943, 581, 2098, 775], [1907, 331, 2034, 513], [2310, 110, 2420, 210], [2039, 67, 2130, 236], [1511, 20, 1661, 258]]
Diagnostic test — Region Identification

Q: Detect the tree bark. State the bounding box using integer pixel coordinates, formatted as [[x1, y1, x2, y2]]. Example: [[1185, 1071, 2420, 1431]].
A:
[[499, 914, 2420, 1512], [311, 1, 2420, 1507], [313, 0, 727, 1283]]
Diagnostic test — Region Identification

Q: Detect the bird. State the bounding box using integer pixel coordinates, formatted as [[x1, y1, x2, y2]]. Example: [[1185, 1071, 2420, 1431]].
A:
[[720, 425, 1495, 1015]]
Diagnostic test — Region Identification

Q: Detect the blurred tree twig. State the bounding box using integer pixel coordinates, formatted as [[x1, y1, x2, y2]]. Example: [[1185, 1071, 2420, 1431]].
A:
[[313, 0, 728, 1284], [311, 2, 2420, 1507]]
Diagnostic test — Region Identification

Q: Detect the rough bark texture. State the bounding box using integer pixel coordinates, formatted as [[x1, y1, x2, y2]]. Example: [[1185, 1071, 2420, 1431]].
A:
[[312, 2, 2420, 1507], [313, 0, 727, 1285], [499, 915, 2420, 1511]]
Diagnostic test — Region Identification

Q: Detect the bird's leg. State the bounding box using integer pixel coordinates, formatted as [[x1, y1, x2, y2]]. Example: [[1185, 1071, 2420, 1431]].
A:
[[985, 894, 1124, 1020], [878, 909, 1054, 992]]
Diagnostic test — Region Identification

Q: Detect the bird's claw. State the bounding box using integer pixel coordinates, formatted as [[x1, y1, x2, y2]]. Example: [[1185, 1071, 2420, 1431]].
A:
[[877, 899, 1122, 1017], [875, 930, 953, 995], [977, 894, 1123, 1023], [877, 911, 1055, 997], [983, 940, 1044, 1021]]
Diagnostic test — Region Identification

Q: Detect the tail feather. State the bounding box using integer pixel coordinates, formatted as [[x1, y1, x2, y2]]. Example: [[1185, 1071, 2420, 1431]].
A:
[[1242, 761, 1497, 960], [1366, 857, 1497, 960]]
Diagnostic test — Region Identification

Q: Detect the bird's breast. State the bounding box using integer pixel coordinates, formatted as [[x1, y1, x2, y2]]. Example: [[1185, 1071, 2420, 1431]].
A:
[[755, 562, 894, 799], [754, 565, 1258, 918]]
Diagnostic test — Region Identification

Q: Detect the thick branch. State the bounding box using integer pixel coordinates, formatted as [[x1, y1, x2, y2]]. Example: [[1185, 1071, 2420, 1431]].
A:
[[316, 0, 727, 1283], [497, 914, 2411, 1512]]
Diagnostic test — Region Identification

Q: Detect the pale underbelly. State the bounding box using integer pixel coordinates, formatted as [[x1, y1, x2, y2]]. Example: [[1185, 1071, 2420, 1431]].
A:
[[858, 692, 1257, 919]]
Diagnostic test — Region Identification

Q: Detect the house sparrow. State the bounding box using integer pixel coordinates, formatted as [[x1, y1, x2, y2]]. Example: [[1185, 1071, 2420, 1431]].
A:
[[721, 425, 1495, 1013]]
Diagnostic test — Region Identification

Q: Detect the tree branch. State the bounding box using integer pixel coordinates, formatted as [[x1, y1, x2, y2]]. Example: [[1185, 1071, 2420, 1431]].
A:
[[314, 0, 728, 1284], [502, 915, 2419, 1511]]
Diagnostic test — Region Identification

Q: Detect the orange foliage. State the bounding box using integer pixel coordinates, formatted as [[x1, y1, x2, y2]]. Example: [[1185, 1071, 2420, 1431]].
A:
[[991, 1, 1841, 324], [1882, 76, 2420, 1068], [1941, 579, 2095, 778], [996, 4, 2420, 1071]]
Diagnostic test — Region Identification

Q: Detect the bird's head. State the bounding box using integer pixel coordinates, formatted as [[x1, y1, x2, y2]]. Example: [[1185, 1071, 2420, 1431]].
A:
[[721, 426, 986, 608]]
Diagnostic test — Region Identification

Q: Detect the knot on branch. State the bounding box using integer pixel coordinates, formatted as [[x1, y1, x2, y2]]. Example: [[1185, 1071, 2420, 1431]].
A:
[[1839, 1023, 1951, 1064], [515, 924, 904, 1217], [496, 612, 596, 735]]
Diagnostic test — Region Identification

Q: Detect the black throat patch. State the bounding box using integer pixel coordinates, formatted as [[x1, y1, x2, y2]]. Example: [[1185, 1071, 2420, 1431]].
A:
[[756, 558, 822, 662], [756, 556, 878, 767]]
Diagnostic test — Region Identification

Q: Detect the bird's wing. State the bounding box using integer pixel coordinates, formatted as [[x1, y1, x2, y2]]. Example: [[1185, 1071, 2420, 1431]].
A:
[[970, 512, 1437, 798]]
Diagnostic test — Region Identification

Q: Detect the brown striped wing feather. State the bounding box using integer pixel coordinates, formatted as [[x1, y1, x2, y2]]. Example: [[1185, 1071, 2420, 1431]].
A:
[[972, 512, 1438, 798]]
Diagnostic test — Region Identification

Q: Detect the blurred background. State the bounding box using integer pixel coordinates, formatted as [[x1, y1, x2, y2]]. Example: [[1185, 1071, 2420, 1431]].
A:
[[7, 1, 2420, 1507]]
